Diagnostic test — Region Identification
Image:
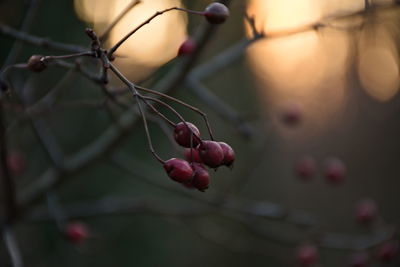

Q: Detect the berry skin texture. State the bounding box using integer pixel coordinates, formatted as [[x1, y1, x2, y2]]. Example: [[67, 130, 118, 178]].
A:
[[7, 151, 26, 176], [163, 158, 193, 183], [218, 142, 235, 167], [64, 222, 89, 244], [173, 122, 200, 148], [377, 241, 399, 262], [178, 38, 196, 56], [348, 252, 369, 267], [294, 156, 316, 181], [204, 2, 230, 24], [191, 163, 210, 191], [198, 141, 224, 168], [355, 198, 378, 225], [27, 55, 47, 72], [296, 245, 318, 266], [184, 148, 202, 163], [323, 157, 346, 184]]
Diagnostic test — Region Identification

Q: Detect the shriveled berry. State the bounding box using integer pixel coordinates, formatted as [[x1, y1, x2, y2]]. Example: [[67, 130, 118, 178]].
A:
[[184, 148, 202, 163], [64, 222, 89, 244], [198, 141, 224, 168], [324, 157, 346, 184], [348, 252, 369, 267], [296, 245, 318, 266], [178, 38, 196, 56], [280, 102, 302, 126], [7, 151, 26, 176], [163, 158, 193, 183], [355, 198, 378, 225], [191, 163, 210, 191], [377, 241, 399, 262], [218, 142, 235, 167], [295, 156, 316, 181], [174, 122, 200, 148], [204, 2, 230, 24], [27, 55, 47, 72]]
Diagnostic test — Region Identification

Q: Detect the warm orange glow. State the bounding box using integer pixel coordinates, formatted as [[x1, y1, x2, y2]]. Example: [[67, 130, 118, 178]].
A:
[[74, 0, 187, 81]]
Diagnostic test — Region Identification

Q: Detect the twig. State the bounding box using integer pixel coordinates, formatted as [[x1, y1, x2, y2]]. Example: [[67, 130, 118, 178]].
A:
[[2, 225, 24, 267]]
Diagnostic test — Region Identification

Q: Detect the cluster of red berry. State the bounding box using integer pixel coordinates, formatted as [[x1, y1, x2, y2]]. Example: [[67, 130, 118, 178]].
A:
[[163, 122, 234, 191]]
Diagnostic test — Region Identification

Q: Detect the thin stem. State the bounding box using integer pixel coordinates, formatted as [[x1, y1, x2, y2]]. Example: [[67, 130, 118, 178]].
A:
[[134, 84, 214, 140], [3, 225, 24, 267], [141, 99, 176, 127], [108, 7, 204, 58], [109, 63, 164, 163], [42, 51, 95, 63], [99, 0, 142, 42]]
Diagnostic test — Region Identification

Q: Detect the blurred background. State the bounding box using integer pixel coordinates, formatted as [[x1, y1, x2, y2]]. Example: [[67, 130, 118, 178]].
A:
[[1, 0, 400, 266]]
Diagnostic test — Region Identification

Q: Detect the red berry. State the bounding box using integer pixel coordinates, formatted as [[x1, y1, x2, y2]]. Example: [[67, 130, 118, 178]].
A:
[[204, 3, 230, 24], [348, 252, 369, 267], [178, 38, 196, 56], [218, 142, 235, 167], [64, 222, 89, 244], [174, 122, 200, 148], [198, 141, 224, 168], [323, 157, 346, 184], [163, 158, 193, 183], [7, 151, 26, 176], [27, 55, 47, 72], [184, 148, 202, 163], [355, 198, 378, 225], [280, 102, 302, 126], [294, 156, 316, 181], [191, 163, 210, 191], [377, 241, 399, 262], [296, 245, 318, 266]]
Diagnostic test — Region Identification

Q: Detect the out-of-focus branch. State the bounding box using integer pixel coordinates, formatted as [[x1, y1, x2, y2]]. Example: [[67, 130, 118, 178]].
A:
[[2, 226, 24, 267]]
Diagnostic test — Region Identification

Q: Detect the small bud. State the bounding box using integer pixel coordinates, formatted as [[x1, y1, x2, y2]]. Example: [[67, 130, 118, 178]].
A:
[[178, 38, 196, 56], [163, 158, 193, 183], [323, 157, 346, 185], [204, 2, 230, 24], [218, 142, 235, 167], [198, 141, 224, 168], [355, 198, 378, 225], [296, 245, 318, 266], [27, 55, 47, 72], [295, 156, 317, 181], [174, 122, 201, 148], [64, 222, 89, 244]]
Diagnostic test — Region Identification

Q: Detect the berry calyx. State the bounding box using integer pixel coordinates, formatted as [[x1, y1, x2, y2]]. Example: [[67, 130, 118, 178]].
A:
[[184, 148, 202, 163], [163, 158, 193, 183], [348, 252, 369, 267], [178, 38, 196, 56], [218, 142, 235, 167], [204, 2, 229, 24], [377, 241, 399, 262], [198, 140, 224, 168], [27, 55, 47, 72], [355, 198, 378, 225], [173, 122, 200, 148], [191, 163, 210, 191], [323, 157, 346, 185], [64, 222, 89, 244], [296, 245, 318, 266], [294, 156, 316, 181]]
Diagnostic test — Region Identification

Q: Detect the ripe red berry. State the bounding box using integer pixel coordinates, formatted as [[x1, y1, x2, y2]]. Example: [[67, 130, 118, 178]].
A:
[[27, 55, 47, 72], [218, 142, 235, 167], [7, 151, 26, 176], [178, 38, 196, 56], [64, 222, 89, 244], [355, 198, 378, 225], [294, 156, 316, 181], [296, 245, 318, 266], [280, 102, 302, 126], [198, 141, 224, 168], [204, 2, 230, 24], [184, 148, 202, 163], [163, 158, 193, 183], [323, 157, 346, 184], [348, 252, 369, 267], [377, 241, 399, 262], [174, 122, 200, 148], [191, 163, 210, 191]]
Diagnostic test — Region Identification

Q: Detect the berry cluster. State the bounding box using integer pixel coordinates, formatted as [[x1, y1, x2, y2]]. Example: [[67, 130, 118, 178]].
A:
[[164, 122, 235, 191]]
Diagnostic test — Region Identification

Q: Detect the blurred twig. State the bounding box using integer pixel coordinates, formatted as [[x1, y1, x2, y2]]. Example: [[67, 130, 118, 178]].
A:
[[2, 225, 24, 267]]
